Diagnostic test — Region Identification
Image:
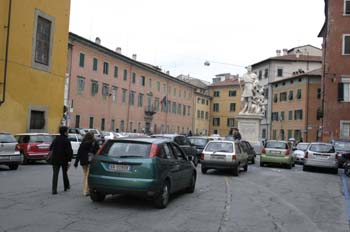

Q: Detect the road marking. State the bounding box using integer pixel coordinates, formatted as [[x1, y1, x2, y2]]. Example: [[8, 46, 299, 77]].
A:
[[217, 177, 231, 232], [341, 173, 350, 224]]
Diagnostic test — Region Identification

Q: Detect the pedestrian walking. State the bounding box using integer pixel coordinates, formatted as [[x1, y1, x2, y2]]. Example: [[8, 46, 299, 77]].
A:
[[50, 126, 73, 195], [74, 132, 99, 196]]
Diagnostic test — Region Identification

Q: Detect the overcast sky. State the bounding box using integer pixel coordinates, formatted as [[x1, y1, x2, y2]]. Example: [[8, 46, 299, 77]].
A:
[[69, 0, 325, 83]]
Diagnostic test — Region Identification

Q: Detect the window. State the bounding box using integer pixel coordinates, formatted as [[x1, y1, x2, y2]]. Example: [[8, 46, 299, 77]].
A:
[[230, 103, 236, 112], [206, 100, 209, 105], [155, 98, 160, 111], [213, 103, 220, 112], [79, 53, 85, 67], [280, 92, 287, 101], [201, 99, 205, 104], [273, 130, 277, 140], [130, 122, 133, 132], [177, 104, 182, 114], [75, 115, 80, 128], [93, 58, 98, 71], [317, 88, 321, 99], [141, 76, 145, 86], [129, 91, 135, 105], [197, 110, 200, 119], [114, 66, 118, 78], [338, 78, 350, 102], [111, 119, 115, 131], [280, 111, 285, 121], [227, 118, 235, 127], [201, 111, 204, 119], [168, 101, 171, 113], [343, 34, 350, 55], [262, 129, 266, 139], [264, 69, 269, 78], [214, 91, 220, 97], [122, 89, 127, 103], [294, 109, 303, 120], [91, 81, 98, 96], [288, 130, 293, 139], [89, 117, 94, 128], [183, 105, 186, 116], [123, 69, 128, 81], [103, 62, 109, 74], [341, 120, 350, 137], [288, 90, 293, 100], [197, 97, 201, 103], [102, 83, 109, 97], [345, 0, 350, 15], [157, 81, 160, 92], [273, 94, 278, 103], [258, 70, 262, 80], [149, 79, 152, 89], [187, 106, 191, 116], [172, 102, 176, 114], [101, 118, 105, 131], [297, 89, 302, 99], [288, 110, 293, 120], [77, 76, 85, 95], [111, 86, 117, 102], [120, 120, 125, 132], [271, 112, 279, 121], [30, 110, 45, 130], [173, 88, 176, 97], [277, 68, 283, 77], [229, 90, 237, 97], [205, 112, 209, 120], [138, 94, 143, 107], [132, 72, 136, 84], [213, 118, 220, 126], [33, 11, 54, 70]]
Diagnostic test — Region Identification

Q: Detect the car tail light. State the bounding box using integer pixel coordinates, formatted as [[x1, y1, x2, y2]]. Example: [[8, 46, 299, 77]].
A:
[[304, 152, 308, 159], [149, 144, 160, 158], [285, 150, 290, 156], [262, 148, 266, 154], [232, 154, 237, 161], [200, 153, 204, 160]]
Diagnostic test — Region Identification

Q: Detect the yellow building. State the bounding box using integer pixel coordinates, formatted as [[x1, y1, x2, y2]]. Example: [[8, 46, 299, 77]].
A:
[[0, 0, 71, 134], [194, 90, 211, 135], [209, 78, 241, 136]]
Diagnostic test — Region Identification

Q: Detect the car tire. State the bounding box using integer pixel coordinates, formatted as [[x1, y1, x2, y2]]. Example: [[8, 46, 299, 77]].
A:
[[8, 164, 19, 170], [154, 181, 170, 209], [185, 174, 196, 193], [243, 162, 248, 172], [233, 165, 239, 176], [90, 190, 106, 202], [303, 165, 309, 172], [201, 166, 207, 174], [251, 158, 255, 164]]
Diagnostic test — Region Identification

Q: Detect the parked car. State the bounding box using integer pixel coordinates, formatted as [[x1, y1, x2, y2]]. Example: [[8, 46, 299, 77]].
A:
[[151, 134, 198, 166], [251, 140, 264, 156], [88, 137, 196, 208], [68, 133, 82, 157], [303, 142, 338, 174], [292, 142, 310, 164], [188, 136, 211, 159], [15, 133, 53, 164], [102, 131, 118, 140], [0, 132, 22, 170], [68, 128, 86, 136], [330, 139, 350, 168], [200, 140, 248, 176], [240, 140, 257, 164], [260, 140, 294, 169]]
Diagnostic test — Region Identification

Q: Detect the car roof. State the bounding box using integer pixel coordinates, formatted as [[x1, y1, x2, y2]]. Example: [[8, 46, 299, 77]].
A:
[[111, 137, 170, 144], [188, 136, 209, 139], [266, 140, 288, 143], [207, 140, 235, 144], [309, 142, 333, 145], [15, 133, 50, 135]]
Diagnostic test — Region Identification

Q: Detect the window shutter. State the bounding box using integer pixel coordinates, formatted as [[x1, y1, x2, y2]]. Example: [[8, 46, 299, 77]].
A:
[[338, 82, 344, 102]]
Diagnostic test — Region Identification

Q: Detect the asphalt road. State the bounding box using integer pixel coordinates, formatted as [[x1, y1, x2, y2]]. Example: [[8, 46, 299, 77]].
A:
[[0, 158, 349, 232]]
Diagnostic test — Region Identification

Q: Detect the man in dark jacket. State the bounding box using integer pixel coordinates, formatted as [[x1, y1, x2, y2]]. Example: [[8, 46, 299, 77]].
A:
[[50, 126, 73, 195], [233, 128, 242, 141]]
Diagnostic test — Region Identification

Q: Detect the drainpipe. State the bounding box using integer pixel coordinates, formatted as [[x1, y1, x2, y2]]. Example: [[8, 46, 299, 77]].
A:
[[0, 0, 12, 106]]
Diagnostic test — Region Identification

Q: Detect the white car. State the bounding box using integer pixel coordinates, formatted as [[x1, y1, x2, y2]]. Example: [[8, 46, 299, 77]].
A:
[[292, 142, 310, 164], [102, 131, 118, 140], [67, 133, 82, 156]]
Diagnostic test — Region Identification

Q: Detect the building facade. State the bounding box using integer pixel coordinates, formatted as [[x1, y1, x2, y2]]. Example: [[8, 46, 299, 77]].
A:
[[251, 45, 322, 140], [67, 33, 195, 134], [0, 0, 71, 134], [318, 0, 350, 141], [271, 69, 322, 142], [208, 78, 241, 136]]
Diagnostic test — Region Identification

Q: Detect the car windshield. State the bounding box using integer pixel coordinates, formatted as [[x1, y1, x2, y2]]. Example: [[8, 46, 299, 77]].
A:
[[334, 141, 350, 151], [205, 142, 233, 153], [266, 141, 288, 149], [30, 135, 53, 143], [102, 142, 151, 158], [189, 138, 208, 146], [0, 134, 16, 143], [296, 143, 309, 151], [309, 144, 335, 153]]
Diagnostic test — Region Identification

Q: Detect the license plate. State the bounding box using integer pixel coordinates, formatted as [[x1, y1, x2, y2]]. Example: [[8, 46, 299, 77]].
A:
[[211, 155, 225, 160], [0, 156, 9, 160], [271, 151, 280, 154], [109, 164, 131, 173]]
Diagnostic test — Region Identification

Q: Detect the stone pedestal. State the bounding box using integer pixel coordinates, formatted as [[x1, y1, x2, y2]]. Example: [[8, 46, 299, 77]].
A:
[[236, 114, 264, 143]]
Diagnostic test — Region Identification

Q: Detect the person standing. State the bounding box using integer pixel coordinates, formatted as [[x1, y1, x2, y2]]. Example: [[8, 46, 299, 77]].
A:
[[50, 126, 73, 195], [74, 132, 99, 196], [233, 128, 242, 141]]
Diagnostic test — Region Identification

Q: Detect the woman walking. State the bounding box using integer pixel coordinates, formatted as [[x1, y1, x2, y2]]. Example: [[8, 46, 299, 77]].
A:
[[74, 132, 99, 196], [50, 126, 73, 195]]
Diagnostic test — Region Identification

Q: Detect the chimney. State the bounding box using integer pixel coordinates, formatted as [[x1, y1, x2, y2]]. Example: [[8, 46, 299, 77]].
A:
[[95, 37, 101, 45], [116, 47, 122, 54], [283, 48, 288, 56], [132, 54, 137, 60], [276, 49, 281, 56], [166, 71, 170, 75]]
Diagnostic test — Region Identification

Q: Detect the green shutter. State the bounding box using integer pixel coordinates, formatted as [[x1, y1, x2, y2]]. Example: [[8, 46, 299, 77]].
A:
[[79, 53, 85, 67], [338, 82, 344, 102]]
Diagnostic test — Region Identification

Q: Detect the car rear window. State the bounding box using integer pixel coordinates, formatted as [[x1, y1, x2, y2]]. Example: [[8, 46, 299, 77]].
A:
[[189, 138, 208, 146], [30, 135, 53, 143], [0, 134, 16, 143], [205, 142, 233, 153], [266, 141, 288, 149], [296, 143, 309, 151], [334, 141, 350, 151], [102, 141, 151, 158], [309, 144, 335, 153]]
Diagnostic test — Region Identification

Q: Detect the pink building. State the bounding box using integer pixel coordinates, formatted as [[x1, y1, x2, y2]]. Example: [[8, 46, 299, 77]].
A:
[[67, 33, 195, 134]]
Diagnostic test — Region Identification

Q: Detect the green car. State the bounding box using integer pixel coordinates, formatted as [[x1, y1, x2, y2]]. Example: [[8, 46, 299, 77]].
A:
[[260, 140, 294, 169], [88, 137, 196, 208]]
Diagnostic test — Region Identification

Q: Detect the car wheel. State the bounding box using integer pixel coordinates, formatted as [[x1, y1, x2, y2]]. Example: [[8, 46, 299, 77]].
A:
[[154, 181, 170, 209], [201, 166, 207, 174], [233, 165, 239, 176], [243, 162, 248, 172], [90, 190, 106, 202], [251, 158, 255, 164], [303, 165, 309, 172], [185, 174, 196, 193], [287, 163, 292, 169], [8, 164, 19, 170]]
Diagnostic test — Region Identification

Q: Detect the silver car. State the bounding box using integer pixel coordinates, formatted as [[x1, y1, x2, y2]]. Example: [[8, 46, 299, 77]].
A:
[[0, 133, 22, 170], [200, 140, 248, 176], [293, 142, 310, 164], [303, 142, 338, 174]]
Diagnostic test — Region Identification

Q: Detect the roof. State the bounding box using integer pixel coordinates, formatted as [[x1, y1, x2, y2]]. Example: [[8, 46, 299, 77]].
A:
[[251, 54, 322, 67], [209, 79, 240, 87], [112, 137, 169, 144], [270, 68, 322, 84], [288, 45, 321, 53]]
